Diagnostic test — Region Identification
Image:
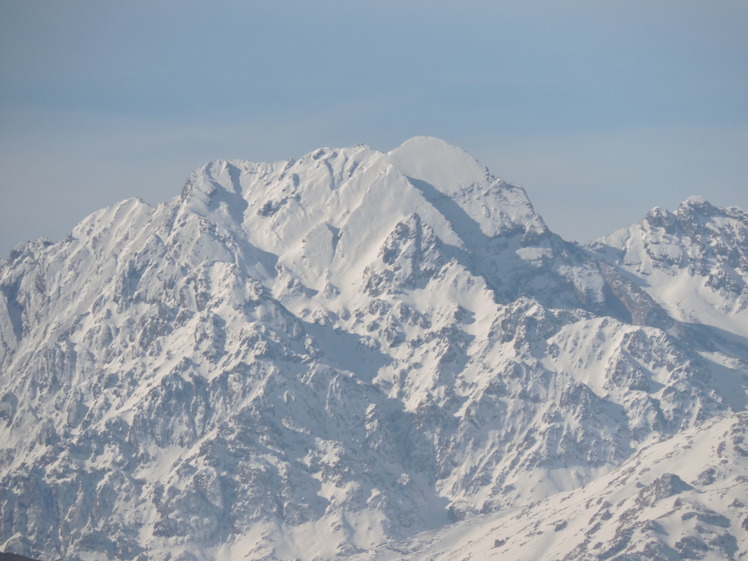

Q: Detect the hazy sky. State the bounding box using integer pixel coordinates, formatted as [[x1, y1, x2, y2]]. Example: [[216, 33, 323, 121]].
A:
[[2, 0, 747, 257]]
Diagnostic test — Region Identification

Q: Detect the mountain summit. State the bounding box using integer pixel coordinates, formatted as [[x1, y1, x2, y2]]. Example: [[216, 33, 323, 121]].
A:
[[1, 139, 746, 560]]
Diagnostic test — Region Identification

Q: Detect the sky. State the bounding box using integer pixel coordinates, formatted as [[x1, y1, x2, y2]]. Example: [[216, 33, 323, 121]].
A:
[[1, 0, 747, 257]]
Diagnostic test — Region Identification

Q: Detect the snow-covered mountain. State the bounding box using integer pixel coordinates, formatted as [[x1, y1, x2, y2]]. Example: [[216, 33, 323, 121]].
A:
[[589, 197, 748, 338], [0, 137, 746, 561]]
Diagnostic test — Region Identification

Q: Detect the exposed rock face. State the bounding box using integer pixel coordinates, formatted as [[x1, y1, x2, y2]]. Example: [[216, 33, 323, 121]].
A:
[[0, 137, 746, 560]]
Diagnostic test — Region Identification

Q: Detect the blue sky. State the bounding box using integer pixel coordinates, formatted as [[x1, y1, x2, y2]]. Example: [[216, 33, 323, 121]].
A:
[[1, 0, 747, 256]]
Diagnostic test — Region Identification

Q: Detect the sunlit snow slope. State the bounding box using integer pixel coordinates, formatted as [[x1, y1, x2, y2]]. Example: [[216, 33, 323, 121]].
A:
[[0, 137, 746, 561]]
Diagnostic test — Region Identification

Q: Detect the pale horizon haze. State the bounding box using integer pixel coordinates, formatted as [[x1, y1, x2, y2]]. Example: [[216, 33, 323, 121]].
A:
[[1, 0, 747, 257]]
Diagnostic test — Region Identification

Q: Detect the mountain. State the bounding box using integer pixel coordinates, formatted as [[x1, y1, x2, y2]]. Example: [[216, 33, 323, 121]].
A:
[[0, 137, 746, 561], [589, 197, 748, 338], [352, 411, 748, 561]]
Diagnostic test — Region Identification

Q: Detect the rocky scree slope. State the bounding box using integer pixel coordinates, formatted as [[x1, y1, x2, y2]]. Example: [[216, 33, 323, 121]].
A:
[[0, 137, 746, 561]]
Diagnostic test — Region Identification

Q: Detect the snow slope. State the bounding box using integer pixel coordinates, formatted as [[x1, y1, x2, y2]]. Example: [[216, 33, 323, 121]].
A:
[[0, 137, 746, 561]]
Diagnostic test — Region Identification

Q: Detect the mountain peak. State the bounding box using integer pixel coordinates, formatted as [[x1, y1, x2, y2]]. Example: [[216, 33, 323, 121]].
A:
[[593, 196, 748, 337], [676, 195, 718, 217], [644, 206, 677, 230], [387, 136, 491, 195], [386, 137, 544, 238]]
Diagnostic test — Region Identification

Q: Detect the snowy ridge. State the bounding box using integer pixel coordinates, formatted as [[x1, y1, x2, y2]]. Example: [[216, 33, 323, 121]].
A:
[[0, 138, 746, 560], [590, 196, 748, 337]]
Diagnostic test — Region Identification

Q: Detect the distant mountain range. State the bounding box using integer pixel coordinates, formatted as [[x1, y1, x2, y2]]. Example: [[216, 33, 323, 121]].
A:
[[1, 137, 746, 560]]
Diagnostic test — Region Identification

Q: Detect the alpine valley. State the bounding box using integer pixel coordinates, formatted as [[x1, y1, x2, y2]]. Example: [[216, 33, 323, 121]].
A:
[[0, 137, 746, 561]]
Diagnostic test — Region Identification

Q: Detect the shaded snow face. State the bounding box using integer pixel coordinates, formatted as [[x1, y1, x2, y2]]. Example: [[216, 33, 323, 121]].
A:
[[0, 137, 746, 561]]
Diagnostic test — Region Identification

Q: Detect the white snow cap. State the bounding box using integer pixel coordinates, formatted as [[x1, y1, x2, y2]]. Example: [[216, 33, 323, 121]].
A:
[[388, 136, 491, 195]]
